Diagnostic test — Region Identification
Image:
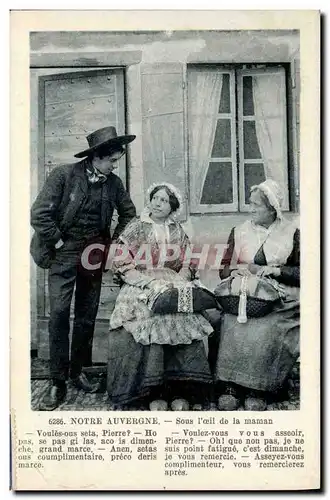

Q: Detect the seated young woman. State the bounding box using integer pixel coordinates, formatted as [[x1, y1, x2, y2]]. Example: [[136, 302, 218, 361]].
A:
[[106, 182, 214, 410]]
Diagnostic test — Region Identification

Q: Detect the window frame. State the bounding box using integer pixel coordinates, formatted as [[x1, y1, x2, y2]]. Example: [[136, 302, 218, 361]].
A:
[[237, 66, 289, 212], [187, 66, 238, 214], [186, 63, 291, 215]]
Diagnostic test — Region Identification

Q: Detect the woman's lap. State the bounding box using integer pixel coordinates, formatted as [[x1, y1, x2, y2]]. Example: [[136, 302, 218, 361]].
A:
[[110, 281, 213, 346], [215, 299, 300, 392], [107, 297, 300, 402]]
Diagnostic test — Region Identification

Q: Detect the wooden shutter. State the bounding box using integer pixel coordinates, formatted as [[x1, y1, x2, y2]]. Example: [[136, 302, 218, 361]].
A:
[[141, 63, 187, 219]]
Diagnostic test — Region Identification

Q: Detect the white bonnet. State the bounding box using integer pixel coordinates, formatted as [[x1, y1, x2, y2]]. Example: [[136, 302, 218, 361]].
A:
[[251, 179, 283, 219], [146, 182, 183, 215]]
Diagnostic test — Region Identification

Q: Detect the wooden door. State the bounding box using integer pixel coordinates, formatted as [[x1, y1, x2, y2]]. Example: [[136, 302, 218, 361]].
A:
[[35, 68, 126, 359]]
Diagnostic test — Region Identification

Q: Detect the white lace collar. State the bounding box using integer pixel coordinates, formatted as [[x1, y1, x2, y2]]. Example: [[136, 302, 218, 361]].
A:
[[250, 218, 281, 234]]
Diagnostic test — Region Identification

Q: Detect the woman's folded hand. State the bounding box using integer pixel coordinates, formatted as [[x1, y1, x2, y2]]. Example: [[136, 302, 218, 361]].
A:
[[248, 263, 262, 275], [228, 266, 280, 279], [257, 266, 281, 278], [232, 267, 252, 278], [192, 279, 209, 290], [149, 279, 174, 292]]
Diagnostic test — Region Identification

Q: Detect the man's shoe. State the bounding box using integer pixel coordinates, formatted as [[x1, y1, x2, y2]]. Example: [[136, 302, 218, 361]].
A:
[[39, 383, 67, 411], [71, 372, 100, 393]]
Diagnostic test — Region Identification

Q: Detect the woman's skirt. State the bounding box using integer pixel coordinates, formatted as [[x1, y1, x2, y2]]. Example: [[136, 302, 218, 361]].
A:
[[107, 327, 213, 405], [215, 298, 300, 392]]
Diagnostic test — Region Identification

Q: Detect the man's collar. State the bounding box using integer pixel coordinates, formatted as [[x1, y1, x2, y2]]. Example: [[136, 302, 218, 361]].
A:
[[85, 160, 107, 184]]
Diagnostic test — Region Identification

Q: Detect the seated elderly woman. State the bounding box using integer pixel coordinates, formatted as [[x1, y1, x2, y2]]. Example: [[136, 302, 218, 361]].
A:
[[106, 182, 216, 410], [214, 179, 300, 411]]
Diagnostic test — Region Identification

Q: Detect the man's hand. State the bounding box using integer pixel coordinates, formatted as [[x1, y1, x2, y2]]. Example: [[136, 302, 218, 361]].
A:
[[55, 239, 64, 250]]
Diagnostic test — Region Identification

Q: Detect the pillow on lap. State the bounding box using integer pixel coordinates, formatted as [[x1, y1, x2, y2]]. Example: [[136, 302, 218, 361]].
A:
[[214, 275, 281, 318], [151, 285, 220, 314]]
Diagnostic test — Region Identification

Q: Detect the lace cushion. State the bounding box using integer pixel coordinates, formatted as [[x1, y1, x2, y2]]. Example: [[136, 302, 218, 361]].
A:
[[151, 286, 219, 315], [214, 275, 281, 318], [217, 295, 278, 318]]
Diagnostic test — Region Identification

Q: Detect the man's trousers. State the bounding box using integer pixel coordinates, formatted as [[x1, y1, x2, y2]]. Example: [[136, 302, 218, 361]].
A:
[[48, 239, 103, 381]]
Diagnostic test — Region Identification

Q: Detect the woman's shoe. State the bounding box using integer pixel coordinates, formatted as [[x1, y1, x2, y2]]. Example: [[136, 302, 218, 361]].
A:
[[149, 399, 168, 411], [244, 392, 267, 411], [113, 404, 124, 411], [218, 385, 240, 411], [171, 399, 190, 411]]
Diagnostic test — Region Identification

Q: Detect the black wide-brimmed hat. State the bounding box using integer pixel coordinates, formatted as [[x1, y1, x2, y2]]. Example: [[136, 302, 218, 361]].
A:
[[74, 126, 136, 158]]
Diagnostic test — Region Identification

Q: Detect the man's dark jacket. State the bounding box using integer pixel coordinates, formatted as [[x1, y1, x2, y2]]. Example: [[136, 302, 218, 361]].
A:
[[30, 159, 136, 268]]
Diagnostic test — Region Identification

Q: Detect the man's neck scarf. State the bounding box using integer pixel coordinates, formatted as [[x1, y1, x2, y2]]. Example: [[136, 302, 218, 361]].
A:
[[86, 165, 107, 184]]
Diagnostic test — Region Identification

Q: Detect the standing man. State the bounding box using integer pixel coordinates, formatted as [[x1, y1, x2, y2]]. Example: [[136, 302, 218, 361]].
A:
[[31, 126, 136, 410]]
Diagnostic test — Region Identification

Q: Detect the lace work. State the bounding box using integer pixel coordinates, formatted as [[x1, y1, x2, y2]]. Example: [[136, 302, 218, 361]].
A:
[[178, 285, 194, 313], [237, 275, 248, 324]]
